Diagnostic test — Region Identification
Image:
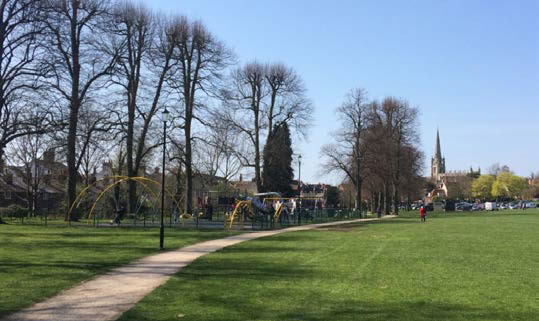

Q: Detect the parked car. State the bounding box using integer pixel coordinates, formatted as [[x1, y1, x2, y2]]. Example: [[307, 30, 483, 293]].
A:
[[509, 203, 520, 210], [472, 203, 484, 211], [525, 202, 537, 208], [456, 202, 473, 211], [499, 203, 508, 210]]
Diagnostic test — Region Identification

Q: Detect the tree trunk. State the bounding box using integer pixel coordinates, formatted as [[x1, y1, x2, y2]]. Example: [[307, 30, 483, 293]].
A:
[[184, 116, 193, 214], [127, 108, 137, 214], [175, 162, 183, 211], [393, 183, 399, 215], [377, 191, 383, 212], [384, 183, 391, 215], [32, 193, 38, 218], [355, 180, 362, 215], [65, 4, 81, 222], [254, 105, 262, 193], [66, 102, 80, 221], [355, 159, 362, 215]]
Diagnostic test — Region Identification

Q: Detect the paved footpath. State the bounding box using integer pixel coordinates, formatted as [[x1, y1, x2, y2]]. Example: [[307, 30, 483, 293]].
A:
[[3, 216, 395, 321]]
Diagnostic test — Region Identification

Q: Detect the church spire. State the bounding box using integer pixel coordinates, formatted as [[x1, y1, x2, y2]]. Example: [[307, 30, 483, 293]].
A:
[[431, 128, 446, 181], [435, 128, 442, 159]]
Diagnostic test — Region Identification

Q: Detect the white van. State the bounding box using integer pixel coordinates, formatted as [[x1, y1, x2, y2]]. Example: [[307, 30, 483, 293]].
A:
[[485, 202, 497, 211]]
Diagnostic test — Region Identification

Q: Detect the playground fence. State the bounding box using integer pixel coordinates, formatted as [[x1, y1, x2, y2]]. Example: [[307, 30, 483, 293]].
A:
[[1, 207, 377, 229]]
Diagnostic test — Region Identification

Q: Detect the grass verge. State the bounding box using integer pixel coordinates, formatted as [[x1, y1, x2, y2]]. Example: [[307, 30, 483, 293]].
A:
[[119, 211, 539, 321], [0, 225, 238, 317]]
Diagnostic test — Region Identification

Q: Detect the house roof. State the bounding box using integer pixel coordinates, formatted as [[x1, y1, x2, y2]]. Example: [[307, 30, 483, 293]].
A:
[[0, 176, 26, 193], [33, 159, 68, 171], [2, 166, 64, 195]]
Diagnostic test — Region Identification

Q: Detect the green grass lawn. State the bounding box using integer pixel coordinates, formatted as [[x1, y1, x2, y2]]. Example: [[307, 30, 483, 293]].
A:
[[0, 225, 238, 317], [119, 210, 539, 321]]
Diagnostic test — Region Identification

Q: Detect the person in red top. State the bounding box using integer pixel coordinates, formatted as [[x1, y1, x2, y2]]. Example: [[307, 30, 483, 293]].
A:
[[419, 206, 426, 222]]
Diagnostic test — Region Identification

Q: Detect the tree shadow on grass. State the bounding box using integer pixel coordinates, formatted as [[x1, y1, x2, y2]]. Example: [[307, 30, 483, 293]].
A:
[[276, 300, 539, 321], [121, 294, 539, 321], [0, 260, 121, 272], [4, 240, 158, 252]]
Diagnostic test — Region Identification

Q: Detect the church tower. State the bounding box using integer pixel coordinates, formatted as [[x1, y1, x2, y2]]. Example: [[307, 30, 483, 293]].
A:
[[431, 129, 446, 181]]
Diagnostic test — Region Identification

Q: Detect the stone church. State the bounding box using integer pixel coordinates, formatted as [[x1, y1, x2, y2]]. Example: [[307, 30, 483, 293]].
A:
[[427, 129, 480, 200]]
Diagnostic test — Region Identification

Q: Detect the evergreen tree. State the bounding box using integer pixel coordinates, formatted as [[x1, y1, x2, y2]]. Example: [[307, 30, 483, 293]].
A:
[[262, 123, 294, 197]]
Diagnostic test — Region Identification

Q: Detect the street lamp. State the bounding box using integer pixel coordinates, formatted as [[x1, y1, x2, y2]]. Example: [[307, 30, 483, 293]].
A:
[[160, 108, 170, 250], [298, 154, 302, 226]]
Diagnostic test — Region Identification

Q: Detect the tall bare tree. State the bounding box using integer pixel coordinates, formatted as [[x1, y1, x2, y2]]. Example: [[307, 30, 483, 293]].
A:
[[222, 62, 266, 192], [222, 62, 312, 192], [377, 97, 419, 215], [112, 3, 176, 213], [361, 97, 421, 215], [40, 0, 119, 220], [320, 88, 368, 214], [167, 16, 233, 214], [113, 1, 151, 213]]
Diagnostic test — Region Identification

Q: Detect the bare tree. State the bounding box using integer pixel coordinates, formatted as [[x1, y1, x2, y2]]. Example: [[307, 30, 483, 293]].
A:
[[222, 62, 266, 191], [40, 0, 119, 220], [111, 4, 177, 213], [320, 88, 368, 214], [76, 103, 114, 186], [399, 146, 425, 207], [322, 90, 423, 216], [167, 16, 234, 214], [0, 0, 49, 160], [197, 119, 242, 182], [364, 97, 420, 215], [264, 63, 313, 137], [9, 132, 49, 216], [380, 97, 419, 215], [223, 61, 312, 193]]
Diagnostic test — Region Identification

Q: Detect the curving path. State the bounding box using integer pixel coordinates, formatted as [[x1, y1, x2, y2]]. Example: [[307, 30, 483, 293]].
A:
[[3, 216, 395, 321]]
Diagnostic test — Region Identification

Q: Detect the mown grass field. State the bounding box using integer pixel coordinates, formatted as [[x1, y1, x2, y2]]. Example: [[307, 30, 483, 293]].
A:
[[0, 225, 238, 317], [119, 210, 539, 321]]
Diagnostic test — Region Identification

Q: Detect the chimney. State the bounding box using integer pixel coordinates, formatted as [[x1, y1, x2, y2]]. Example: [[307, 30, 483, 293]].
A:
[[43, 149, 55, 163], [239, 174, 243, 182]]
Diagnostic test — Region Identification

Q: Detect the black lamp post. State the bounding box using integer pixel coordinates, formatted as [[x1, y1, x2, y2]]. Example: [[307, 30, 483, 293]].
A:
[[298, 154, 302, 225], [160, 108, 170, 250]]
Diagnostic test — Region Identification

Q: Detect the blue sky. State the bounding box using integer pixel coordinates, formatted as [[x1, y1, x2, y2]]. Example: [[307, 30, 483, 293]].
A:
[[149, 0, 539, 183]]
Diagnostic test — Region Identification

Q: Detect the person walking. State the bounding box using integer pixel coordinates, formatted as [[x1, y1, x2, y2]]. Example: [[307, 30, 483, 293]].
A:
[[420, 205, 426, 222]]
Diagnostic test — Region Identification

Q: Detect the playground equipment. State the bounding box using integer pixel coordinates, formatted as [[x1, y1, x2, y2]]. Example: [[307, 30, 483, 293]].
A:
[[225, 193, 273, 229], [226, 199, 265, 229], [68, 176, 182, 226], [225, 192, 326, 229]]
